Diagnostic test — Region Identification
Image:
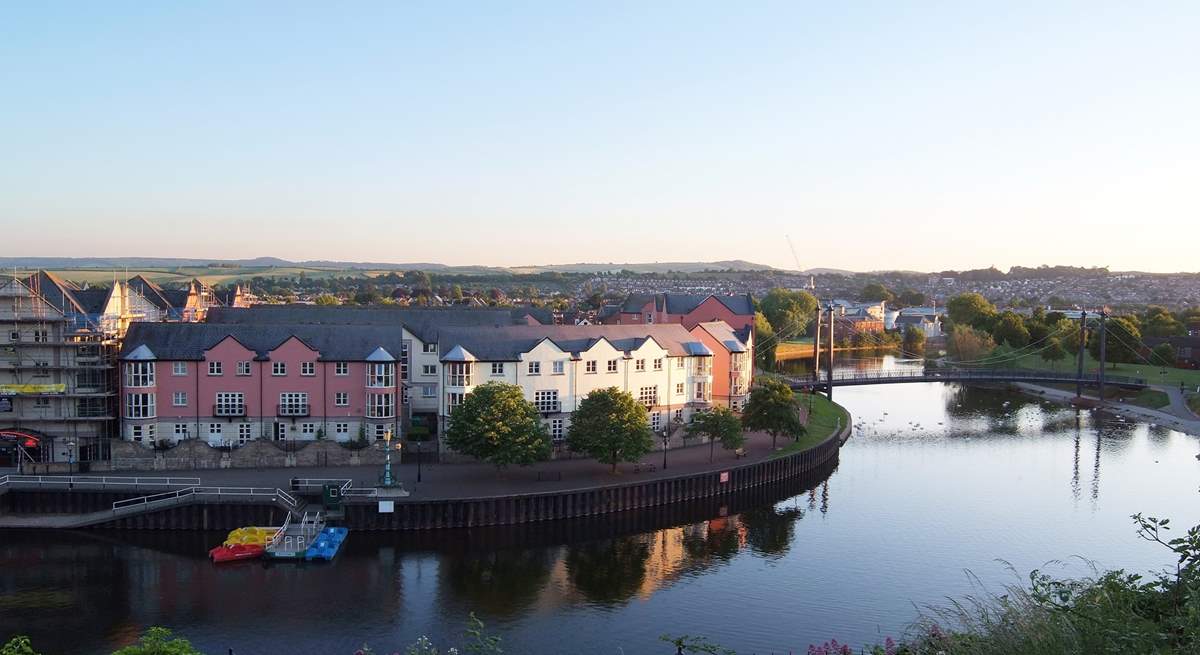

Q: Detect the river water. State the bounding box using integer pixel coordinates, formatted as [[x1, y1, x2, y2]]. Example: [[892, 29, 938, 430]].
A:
[[3, 356, 1198, 654]]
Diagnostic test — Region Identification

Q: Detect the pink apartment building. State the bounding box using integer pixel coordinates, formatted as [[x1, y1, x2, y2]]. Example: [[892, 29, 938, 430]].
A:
[[607, 293, 755, 331], [120, 323, 407, 446]]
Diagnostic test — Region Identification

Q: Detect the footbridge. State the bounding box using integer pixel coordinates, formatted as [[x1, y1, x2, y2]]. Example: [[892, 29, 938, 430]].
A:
[[781, 367, 1147, 391]]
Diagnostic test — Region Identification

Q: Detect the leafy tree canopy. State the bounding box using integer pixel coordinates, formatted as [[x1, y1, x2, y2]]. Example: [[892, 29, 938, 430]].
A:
[[567, 387, 654, 472], [741, 378, 805, 449], [758, 288, 818, 337], [445, 382, 551, 468]]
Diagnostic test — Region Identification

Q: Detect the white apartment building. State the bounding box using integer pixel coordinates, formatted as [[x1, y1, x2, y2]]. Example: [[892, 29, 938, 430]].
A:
[[437, 324, 722, 452]]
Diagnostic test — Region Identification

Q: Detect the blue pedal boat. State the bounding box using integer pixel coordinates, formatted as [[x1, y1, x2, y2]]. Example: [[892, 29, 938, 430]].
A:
[[304, 527, 349, 561]]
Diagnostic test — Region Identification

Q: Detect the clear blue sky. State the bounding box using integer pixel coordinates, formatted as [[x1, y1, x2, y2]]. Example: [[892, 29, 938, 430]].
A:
[[2, 2, 1197, 272]]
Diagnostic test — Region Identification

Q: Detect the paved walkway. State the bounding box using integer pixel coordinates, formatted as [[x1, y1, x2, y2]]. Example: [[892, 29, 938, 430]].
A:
[[8, 430, 833, 502], [1015, 382, 1200, 437]]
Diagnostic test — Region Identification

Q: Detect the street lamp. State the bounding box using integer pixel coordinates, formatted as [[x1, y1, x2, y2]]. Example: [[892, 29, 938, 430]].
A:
[[380, 429, 397, 487], [661, 430, 669, 470], [66, 441, 76, 475], [417, 439, 423, 483]]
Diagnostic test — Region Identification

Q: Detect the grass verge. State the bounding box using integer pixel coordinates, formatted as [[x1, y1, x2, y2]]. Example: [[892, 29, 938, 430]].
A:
[[770, 393, 848, 459]]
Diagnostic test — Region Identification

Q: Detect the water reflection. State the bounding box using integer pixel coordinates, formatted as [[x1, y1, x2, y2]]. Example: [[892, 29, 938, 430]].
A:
[[3, 368, 1198, 655]]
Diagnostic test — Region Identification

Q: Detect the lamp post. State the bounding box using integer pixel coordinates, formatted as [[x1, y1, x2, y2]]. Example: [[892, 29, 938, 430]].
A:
[[381, 429, 397, 487], [66, 441, 76, 475], [417, 439, 423, 483], [661, 430, 669, 470]]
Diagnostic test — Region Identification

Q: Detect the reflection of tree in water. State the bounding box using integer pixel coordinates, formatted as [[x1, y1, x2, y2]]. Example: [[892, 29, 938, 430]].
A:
[[942, 385, 1030, 435], [565, 536, 651, 606], [740, 506, 803, 558], [681, 519, 740, 562], [443, 548, 553, 616]]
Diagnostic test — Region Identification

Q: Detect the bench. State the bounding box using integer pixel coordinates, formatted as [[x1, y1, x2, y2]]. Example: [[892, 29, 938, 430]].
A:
[[633, 462, 658, 473]]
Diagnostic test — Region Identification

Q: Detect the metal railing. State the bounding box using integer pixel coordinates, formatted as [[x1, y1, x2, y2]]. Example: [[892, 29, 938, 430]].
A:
[[0, 475, 201, 489], [783, 367, 1147, 387], [213, 403, 246, 417], [289, 477, 352, 491], [276, 403, 310, 417], [112, 486, 298, 513]]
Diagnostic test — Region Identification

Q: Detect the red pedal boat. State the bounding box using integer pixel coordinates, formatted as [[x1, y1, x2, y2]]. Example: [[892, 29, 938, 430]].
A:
[[208, 543, 265, 563]]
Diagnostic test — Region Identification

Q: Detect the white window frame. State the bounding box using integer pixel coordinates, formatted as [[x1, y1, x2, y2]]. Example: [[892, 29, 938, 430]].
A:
[[279, 392, 309, 416], [301, 362, 316, 377], [272, 362, 287, 376], [635, 359, 646, 372], [174, 424, 189, 438], [335, 362, 349, 376], [335, 392, 349, 407], [125, 393, 156, 419], [446, 392, 464, 414], [215, 392, 244, 416], [238, 423, 252, 445], [421, 364, 437, 376], [675, 382, 685, 396], [367, 393, 395, 419], [237, 361, 252, 376], [491, 362, 504, 376], [585, 360, 597, 374], [367, 363, 395, 388], [124, 362, 155, 388], [335, 422, 349, 436], [653, 358, 663, 371], [550, 418, 564, 441], [421, 385, 436, 398], [209, 423, 223, 438], [527, 361, 540, 375], [534, 390, 559, 413], [638, 385, 658, 408], [552, 360, 565, 375], [607, 359, 619, 373], [448, 362, 472, 387], [423, 342, 437, 353], [208, 361, 222, 376], [172, 391, 187, 407], [172, 362, 187, 376]]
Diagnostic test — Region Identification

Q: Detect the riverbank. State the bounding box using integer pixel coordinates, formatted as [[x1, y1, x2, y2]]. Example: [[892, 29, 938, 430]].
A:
[[0, 402, 854, 530], [1013, 381, 1200, 436]]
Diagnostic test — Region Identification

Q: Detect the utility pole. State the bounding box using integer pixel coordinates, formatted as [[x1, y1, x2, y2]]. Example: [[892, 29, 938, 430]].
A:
[[1075, 310, 1087, 398], [1097, 310, 1108, 403], [826, 304, 835, 400]]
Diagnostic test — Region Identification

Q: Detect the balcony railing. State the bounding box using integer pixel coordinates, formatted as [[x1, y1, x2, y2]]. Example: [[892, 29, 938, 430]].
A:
[[214, 403, 246, 417], [536, 401, 561, 414], [276, 403, 310, 417], [448, 375, 472, 387]]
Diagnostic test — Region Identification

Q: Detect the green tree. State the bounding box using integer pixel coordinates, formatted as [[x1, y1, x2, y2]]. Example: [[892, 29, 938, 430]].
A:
[[451, 284, 465, 301], [946, 325, 996, 362], [567, 388, 654, 473], [313, 293, 339, 305], [946, 292, 997, 330], [1043, 337, 1067, 369], [740, 379, 805, 450], [1151, 342, 1176, 366], [445, 382, 551, 469], [896, 289, 928, 308], [991, 311, 1031, 348], [111, 628, 203, 655], [758, 288, 818, 337], [0, 636, 38, 655], [1089, 316, 1142, 365], [1143, 306, 1183, 337], [902, 325, 926, 357], [686, 406, 745, 462], [753, 311, 776, 368], [858, 282, 895, 304]]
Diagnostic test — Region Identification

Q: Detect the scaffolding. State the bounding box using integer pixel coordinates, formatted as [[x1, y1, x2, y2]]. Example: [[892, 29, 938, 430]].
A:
[[1, 272, 118, 468]]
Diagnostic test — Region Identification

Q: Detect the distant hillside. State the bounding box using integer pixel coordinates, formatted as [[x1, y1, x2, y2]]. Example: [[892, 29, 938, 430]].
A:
[[0, 257, 778, 275]]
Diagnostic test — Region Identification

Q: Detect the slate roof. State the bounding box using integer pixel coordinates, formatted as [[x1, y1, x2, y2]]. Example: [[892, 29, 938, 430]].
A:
[[205, 305, 524, 343], [619, 293, 755, 316], [694, 321, 751, 353], [437, 324, 710, 361], [119, 322, 412, 362], [71, 289, 112, 314], [126, 275, 175, 311]]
